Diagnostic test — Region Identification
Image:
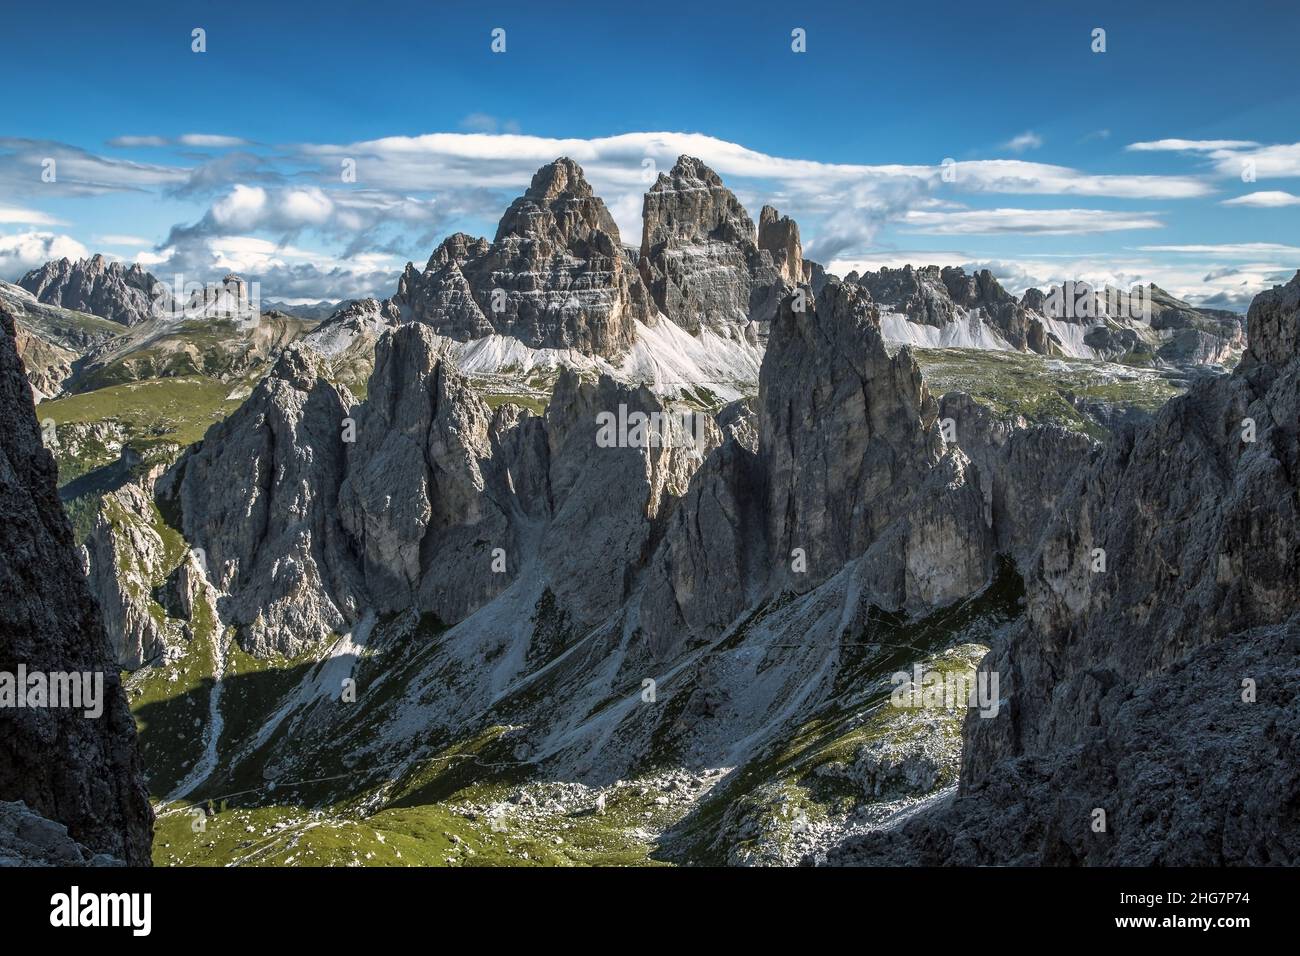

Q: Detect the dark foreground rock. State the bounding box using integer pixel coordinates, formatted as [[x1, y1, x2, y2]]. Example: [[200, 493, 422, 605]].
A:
[[0, 301, 153, 865]]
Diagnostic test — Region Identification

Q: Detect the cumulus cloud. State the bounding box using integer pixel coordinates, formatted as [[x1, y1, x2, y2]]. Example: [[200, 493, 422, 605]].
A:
[[163, 183, 441, 254], [139, 233, 403, 302], [0, 231, 90, 279]]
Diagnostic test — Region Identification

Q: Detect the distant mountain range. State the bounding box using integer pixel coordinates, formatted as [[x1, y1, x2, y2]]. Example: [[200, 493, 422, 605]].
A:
[[8, 157, 1247, 412]]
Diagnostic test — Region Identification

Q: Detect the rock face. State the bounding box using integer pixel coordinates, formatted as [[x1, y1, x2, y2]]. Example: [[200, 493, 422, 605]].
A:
[[855, 266, 1046, 352], [394, 158, 655, 358], [824, 271, 1300, 866], [853, 265, 959, 330], [757, 206, 804, 287], [300, 297, 401, 390], [19, 254, 160, 326], [0, 279, 125, 400], [12, 322, 76, 401], [163, 346, 365, 656], [936, 392, 1098, 566], [173, 320, 715, 655], [638, 156, 790, 337], [0, 301, 152, 865], [638, 280, 1005, 658], [82, 480, 170, 670], [759, 281, 990, 599], [337, 325, 509, 622], [1143, 284, 1245, 364]]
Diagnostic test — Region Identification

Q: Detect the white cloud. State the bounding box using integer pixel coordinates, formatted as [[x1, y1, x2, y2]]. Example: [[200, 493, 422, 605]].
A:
[[107, 134, 252, 149], [1209, 142, 1300, 179], [0, 138, 188, 197], [460, 114, 521, 135], [178, 134, 252, 148], [900, 208, 1163, 235], [1221, 190, 1300, 208], [106, 135, 170, 148], [1126, 139, 1261, 152], [210, 184, 270, 230], [0, 205, 65, 226], [0, 231, 90, 279], [1137, 243, 1300, 258], [1003, 131, 1043, 152], [946, 160, 1209, 199], [96, 234, 153, 246]]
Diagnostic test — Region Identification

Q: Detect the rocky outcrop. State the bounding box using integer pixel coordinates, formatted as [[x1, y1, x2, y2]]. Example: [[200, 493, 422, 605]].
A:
[[760, 281, 984, 594], [175, 317, 717, 656], [639, 280, 999, 657], [0, 301, 152, 865], [81, 480, 172, 670], [1242, 273, 1299, 369], [19, 254, 160, 326], [12, 322, 75, 401], [853, 265, 959, 329], [638, 156, 791, 338], [0, 800, 127, 866], [338, 324, 510, 621], [757, 206, 803, 287], [394, 159, 655, 358], [936, 392, 1098, 565], [163, 346, 365, 656], [824, 271, 1300, 866]]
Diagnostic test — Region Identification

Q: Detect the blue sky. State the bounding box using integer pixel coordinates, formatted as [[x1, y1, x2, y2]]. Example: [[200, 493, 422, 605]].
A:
[[2, 0, 1299, 308]]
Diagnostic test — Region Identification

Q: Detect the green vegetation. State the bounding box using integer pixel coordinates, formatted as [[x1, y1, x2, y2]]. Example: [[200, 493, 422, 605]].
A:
[[43, 375, 242, 449], [128, 589, 222, 797], [913, 347, 1186, 437], [665, 559, 1025, 864], [484, 393, 548, 416], [43, 376, 242, 486]]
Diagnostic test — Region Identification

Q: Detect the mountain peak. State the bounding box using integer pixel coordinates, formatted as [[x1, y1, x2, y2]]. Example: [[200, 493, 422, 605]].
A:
[[494, 157, 619, 243]]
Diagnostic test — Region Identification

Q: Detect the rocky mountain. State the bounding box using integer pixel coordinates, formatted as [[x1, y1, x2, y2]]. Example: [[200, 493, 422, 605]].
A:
[[160, 347, 365, 658], [0, 301, 153, 865], [0, 280, 126, 401], [63, 262, 1299, 868], [638, 156, 795, 339], [853, 264, 1245, 366], [824, 271, 1300, 865], [394, 158, 654, 357], [308, 156, 816, 406], [102, 273, 1101, 864], [69, 307, 312, 393], [19, 254, 162, 327]]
